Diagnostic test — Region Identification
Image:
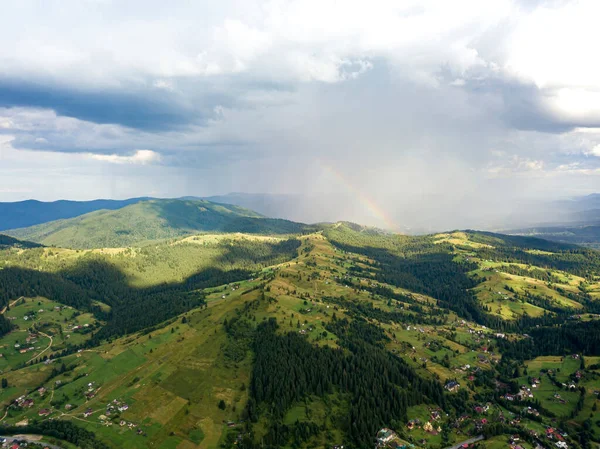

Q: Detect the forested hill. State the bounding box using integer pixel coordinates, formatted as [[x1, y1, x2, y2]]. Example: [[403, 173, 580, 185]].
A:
[[4, 199, 313, 248], [0, 197, 148, 231], [2, 223, 600, 448]]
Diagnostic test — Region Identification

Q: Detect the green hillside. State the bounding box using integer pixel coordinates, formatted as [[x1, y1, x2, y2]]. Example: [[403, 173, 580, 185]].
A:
[[1, 225, 600, 449], [5, 199, 311, 248]]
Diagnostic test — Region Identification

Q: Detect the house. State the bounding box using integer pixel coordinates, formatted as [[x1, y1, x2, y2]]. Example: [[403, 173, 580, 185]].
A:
[[118, 404, 129, 412], [38, 408, 51, 416], [555, 442, 568, 449], [377, 428, 395, 446], [445, 381, 460, 392], [38, 387, 47, 395], [423, 422, 433, 433]]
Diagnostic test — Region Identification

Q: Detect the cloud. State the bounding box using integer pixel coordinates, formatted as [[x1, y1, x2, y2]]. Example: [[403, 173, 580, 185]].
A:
[[587, 144, 600, 158], [89, 149, 161, 164], [1, 0, 600, 231], [0, 79, 198, 130]]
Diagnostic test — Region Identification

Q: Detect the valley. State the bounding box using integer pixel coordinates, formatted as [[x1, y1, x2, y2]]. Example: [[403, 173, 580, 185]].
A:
[[0, 206, 599, 449]]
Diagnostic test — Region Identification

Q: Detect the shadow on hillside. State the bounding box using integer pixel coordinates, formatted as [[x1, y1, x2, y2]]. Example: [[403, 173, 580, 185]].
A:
[[0, 238, 300, 342], [327, 238, 485, 323]]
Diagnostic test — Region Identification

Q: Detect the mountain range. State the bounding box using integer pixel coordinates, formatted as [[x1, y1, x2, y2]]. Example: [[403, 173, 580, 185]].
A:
[[0, 199, 600, 448], [3, 199, 311, 249], [3, 192, 600, 247]]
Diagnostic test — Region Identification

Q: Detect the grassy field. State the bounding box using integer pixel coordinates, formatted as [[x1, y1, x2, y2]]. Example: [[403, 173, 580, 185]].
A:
[[0, 287, 260, 448], [0, 297, 98, 372]]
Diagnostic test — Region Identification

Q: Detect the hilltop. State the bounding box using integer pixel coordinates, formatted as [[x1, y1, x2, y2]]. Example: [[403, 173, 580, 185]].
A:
[[4, 199, 312, 249]]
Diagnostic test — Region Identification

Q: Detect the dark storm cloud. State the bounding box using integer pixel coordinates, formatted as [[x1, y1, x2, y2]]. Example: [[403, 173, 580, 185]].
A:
[[0, 78, 210, 131]]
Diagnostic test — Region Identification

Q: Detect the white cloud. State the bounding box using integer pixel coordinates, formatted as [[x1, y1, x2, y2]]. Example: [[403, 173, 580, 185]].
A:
[[588, 144, 600, 157], [152, 79, 174, 91], [0, 0, 513, 85], [2, 0, 600, 224], [89, 150, 161, 165]]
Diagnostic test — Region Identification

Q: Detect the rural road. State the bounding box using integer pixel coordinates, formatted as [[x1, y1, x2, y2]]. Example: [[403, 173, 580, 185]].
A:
[[27, 331, 53, 363], [0, 434, 64, 449], [444, 435, 485, 449], [0, 297, 24, 315]]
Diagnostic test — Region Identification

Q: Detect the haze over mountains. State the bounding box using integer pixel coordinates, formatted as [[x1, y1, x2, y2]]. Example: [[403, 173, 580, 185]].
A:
[[3, 193, 600, 247]]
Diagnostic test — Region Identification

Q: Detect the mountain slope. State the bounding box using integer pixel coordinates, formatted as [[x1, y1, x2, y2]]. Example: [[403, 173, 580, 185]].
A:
[[506, 224, 600, 248], [4, 199, 311, 248], [0, 233, 42, 249], [1, 227, 600, 448], [0, 197, 149, 231]]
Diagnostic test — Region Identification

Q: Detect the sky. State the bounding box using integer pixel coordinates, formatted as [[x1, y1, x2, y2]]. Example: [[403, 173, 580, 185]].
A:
[[1, 0, 600, 229]]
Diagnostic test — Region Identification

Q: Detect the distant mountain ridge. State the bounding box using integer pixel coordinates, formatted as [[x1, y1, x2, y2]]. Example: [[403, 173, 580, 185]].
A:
[[0, 197, 149, 231], [4, 199, 312, 248], [4, 192, 600, 245]]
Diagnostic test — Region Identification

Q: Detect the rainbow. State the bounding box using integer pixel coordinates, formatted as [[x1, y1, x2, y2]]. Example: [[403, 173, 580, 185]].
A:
[[317, 159, 399, 231]]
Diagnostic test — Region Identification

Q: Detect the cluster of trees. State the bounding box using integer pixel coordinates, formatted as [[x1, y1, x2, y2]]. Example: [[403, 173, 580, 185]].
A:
[[496, 264, 566, 284], [474, 242, 600, 280], [259, 421, 321, 447], [324, 295, 447, 325], [497, 321, 600, 360], [248, 318, 446, 448], [0, 420, 109, 449]]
